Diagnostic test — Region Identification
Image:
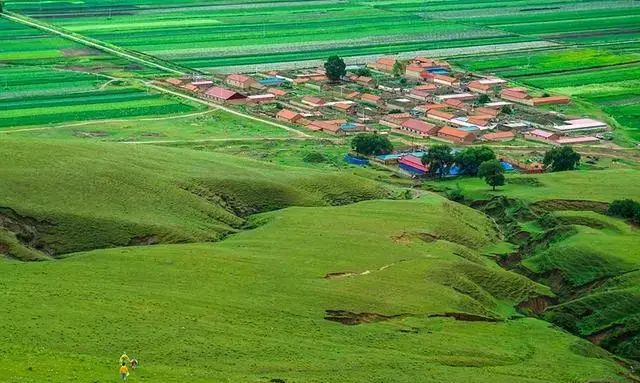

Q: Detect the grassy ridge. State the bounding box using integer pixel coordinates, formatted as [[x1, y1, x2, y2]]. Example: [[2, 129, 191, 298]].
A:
[[0, 195, 631, 382], [0, 139, 389, 258]]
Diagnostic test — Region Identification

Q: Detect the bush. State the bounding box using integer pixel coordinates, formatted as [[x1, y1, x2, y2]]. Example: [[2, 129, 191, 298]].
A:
[[351, 67, 371, 77], [446, 185, 465, 202], [303, 152, 328, 163], [545, 311, 579, 333], [608, 199, 640, 224]]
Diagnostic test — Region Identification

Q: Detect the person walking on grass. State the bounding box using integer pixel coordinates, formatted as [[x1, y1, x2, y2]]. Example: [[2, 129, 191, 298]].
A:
[[120, 362, 130, 381], [120, 352, 130, 366]]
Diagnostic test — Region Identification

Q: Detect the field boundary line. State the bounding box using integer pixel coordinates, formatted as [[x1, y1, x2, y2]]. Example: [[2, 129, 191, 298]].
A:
[[119, 136, 341, 144]]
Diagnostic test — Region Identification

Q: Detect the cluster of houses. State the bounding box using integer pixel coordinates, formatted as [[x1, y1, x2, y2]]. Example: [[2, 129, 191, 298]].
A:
[[160, 54, 609, 145]]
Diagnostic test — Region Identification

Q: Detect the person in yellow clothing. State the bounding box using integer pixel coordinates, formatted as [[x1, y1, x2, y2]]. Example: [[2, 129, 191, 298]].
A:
[[119, 352, 130, 366], [119, 362, 129, 381]]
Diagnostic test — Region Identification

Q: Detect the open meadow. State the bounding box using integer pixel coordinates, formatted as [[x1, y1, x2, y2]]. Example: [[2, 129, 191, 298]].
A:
[[0, 140, 635, 382]]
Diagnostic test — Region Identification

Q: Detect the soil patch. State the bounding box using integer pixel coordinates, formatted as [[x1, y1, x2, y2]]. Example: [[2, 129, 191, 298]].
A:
[[324, 310, 405, 325], [517, 296, 553, 315], [428, 312, 501, 322], [324, 272, 357, 279]]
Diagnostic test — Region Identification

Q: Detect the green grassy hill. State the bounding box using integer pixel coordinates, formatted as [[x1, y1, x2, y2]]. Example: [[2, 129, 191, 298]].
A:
[[435, 170, 640, 363], [1, 195, 632, 382], [522, 211, 640, 361], [0, 139, 389, 260]]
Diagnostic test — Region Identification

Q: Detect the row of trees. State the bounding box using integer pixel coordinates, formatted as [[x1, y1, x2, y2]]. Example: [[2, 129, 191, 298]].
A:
[[350, 134, 581, 188], [421, 145, 505, 190]]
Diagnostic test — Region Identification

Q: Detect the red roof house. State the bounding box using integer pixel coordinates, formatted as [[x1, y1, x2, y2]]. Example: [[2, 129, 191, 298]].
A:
[[226, 74, 263, 90], [483, 131, 515, 141], [204, 87, 247, 103], [301, 96, 326, 108], [437, 126, 475, 144], [361, 93, 382, 105], [370, 57, 397, 72], [399, 155, 428, 174], [398, 118, 439, 137], [427, 109, 456, 122], [276, 109, 303, 123]]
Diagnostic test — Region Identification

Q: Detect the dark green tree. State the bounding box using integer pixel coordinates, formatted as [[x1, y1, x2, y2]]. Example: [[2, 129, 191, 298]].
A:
[[477, 94, 491, 104], [454, 146, 496, 176], [324, 56, 346, 83], [478, 159, 505, 191], [421, 144, 455, 179], [392, 61, 407, 77], [543, 146, 581, 172], [351, 133, 393, 156]]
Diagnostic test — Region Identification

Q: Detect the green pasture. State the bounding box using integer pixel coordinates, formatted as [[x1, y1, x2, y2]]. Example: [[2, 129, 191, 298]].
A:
[[0, 191, 632, 382], [431, 169, 640, 203]]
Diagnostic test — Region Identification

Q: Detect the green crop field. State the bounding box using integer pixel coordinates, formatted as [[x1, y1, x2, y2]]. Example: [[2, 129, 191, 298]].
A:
[[0, 17, 201, 128], [451, 47, 640, 142]]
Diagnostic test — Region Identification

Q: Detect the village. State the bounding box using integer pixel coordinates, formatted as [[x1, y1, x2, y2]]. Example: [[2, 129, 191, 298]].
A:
[[161, 55, 612, 175]]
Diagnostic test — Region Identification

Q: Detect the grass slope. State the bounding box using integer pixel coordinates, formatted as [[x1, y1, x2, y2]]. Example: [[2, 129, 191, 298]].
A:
[[522, 211, 640, 360], [433, 169, 640, 203], [0, 195, 631, 382], [0, 139, 389, 259]]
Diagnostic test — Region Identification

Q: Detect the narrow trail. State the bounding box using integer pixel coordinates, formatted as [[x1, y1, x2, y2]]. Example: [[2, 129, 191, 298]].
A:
[[324, 259, 410, 279]]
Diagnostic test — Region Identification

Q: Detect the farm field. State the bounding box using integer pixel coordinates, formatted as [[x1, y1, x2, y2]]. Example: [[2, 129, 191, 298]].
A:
[[4, 0, 539, 69], [0, 141, 635, 382], [0, 17, 203, 128], [5, 0, 640, 144], [451, 47, 640, 143]]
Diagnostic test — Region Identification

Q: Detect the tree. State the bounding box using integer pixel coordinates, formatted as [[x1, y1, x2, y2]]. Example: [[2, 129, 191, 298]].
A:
[[455, 146, 496, 176], [477, 94, 491, 104], [543, 146, 581, 172], [501, 105, 513, 114], [392, 60, 407, 77], [421, 144, 455, 179], [351, 133, 393, 156], [478, 160, 505, 191], [324, 56, 346, 83]]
